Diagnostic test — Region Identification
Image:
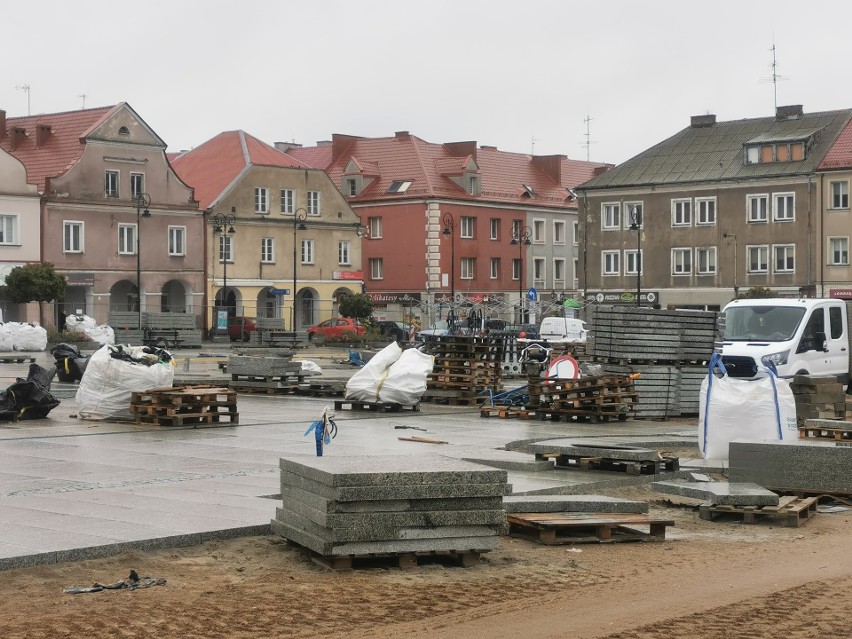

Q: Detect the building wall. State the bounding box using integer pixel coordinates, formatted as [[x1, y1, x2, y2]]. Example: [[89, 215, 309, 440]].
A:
[[819, 170, 852, 297]]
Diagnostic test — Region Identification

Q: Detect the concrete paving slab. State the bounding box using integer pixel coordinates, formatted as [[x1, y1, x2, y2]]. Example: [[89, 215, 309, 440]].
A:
[[511, 439, 661, 461], [651, 480, 779, 506], [282, 484, 503, 514], [503, 494, 648, 514], [729, 439, 852, 493]]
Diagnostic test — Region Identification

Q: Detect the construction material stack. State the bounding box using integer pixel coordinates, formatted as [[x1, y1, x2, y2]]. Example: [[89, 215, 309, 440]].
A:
[[789, 375, 850, 422], [420, 334, 504, 405], [586, 305, 718, 418], [130, 385, 238, 427], [228, 353, 313, 394], [526, 374, 638, 422], [272, 454, 509, 569]]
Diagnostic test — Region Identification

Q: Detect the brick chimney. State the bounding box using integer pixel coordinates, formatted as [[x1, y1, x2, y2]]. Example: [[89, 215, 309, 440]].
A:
[[36, 124, 52, 147], [776, 105, 804, 120], [593, 165, 611, 177], [10, 126, 27, 150], [394, 130, 411, 140], [445, 141, 477, 159], [532, 155, 565, 184], [274, 141, 302, 153], [691, 114, 716, 128], [0, 110, 6, 139]]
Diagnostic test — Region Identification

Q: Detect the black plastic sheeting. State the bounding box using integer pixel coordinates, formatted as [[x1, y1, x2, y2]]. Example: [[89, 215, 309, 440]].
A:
[[0, 363, 61, 421]]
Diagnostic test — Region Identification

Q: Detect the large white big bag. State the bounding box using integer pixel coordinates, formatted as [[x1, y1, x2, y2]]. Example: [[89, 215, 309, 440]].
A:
[[344, 342, 403, 403], [699, 353, 797, 461], [378, 348, 435, 406], [76, 345, 174, 421]]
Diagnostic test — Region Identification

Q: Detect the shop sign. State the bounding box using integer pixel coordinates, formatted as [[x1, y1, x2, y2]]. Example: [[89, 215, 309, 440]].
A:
[[585, 291, 659, 305], [367, 292, 422, 304], [333, 271, 364, 280]]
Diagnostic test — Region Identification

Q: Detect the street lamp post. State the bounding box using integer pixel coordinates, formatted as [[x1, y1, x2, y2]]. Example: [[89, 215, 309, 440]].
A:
[[442, 212, 456, 329], [723, 233, 738, 298], [511, 225, 532, 323], [629, 206, 642, 307], [134, 193, 151, 330], [211, 208, 236, 338], [292, 208, 308, 335]]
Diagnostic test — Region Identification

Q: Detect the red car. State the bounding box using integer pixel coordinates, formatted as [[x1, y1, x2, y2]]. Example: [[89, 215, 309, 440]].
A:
[[227, 316, 257, 342], [307, 318, 365, 340]]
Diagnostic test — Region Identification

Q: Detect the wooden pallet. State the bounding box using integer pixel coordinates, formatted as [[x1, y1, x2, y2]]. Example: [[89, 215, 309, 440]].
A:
[[130, 386, 239, 427], [334, 400, 420, 412], [300, 546, 484, 571], [698, 496, 819, 527], [479, 406, 533, 419], [530, 409, 631, 423], [535, 452, 679, 475], [299, 382, 346, 397], [0, 356, 36, 364], [508, 512, 674, 544], [798, 425, 852, 441], [422, 394, 484, 407], [229, 382, 300, 395]]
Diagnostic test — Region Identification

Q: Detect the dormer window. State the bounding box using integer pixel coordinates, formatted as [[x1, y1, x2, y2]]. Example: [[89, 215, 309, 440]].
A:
[[468, 175, 480, 195], [345, 178, 358, 196], [744, 131, 814, 165], [387, 180, 412, 194]]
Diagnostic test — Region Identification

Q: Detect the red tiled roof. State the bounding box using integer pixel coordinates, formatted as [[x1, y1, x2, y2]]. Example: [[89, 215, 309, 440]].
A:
[[290, 132, 609, 208], [819, 117, 852, 170], [170, 130, 309, 209], [0, 105, 117, 191], [283, 143, 333, 170]]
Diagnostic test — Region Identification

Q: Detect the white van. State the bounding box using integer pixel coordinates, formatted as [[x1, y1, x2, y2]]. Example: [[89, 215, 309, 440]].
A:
[[719, 298, 850, 382], [539, 317, 588, 344]]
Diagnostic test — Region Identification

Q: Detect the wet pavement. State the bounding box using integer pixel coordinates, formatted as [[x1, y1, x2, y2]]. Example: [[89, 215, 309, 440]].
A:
[[0, 346, 699, 570]]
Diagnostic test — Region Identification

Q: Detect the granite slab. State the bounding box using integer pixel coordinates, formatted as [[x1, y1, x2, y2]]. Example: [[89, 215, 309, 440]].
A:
[[279, 455, 508, 487], [271, 518, 501, 556], [502, 494, 648, 514], [651, 480, 779, 506], [729, 439, 851, 493], [509, 439, 660, 462], [282, 485, 503, 514]]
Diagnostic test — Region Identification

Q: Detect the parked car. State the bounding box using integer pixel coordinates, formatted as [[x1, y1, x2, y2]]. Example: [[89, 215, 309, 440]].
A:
[[307, 317, 366, 341], [417, 320, 449, 339], [497, 323, 540, 339], [539, 317, 588, 343], [372, 320, 412, 342], [227, 316, 257, 342]]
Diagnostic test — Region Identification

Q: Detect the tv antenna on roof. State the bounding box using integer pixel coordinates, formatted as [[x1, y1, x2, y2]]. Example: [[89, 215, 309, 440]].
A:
[[15, 84, 30, 115], [531, 136, 541, 155], [581, 114, 595, 162], [761, 41, 787, 111], [79, 94, 86, 109]]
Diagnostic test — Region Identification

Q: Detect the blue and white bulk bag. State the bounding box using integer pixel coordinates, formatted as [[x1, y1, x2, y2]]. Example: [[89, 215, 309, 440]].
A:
[[699, 353, 797, 461]]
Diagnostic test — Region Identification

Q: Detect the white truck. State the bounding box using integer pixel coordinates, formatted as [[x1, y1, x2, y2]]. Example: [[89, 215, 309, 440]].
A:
[[718, 297, 851, 383]]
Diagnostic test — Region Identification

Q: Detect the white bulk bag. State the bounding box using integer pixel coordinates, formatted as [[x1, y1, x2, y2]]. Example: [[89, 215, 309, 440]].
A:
[[378, 348, 435, 406], [0, 324, 13, 352], [10, 322, 48, 351], [344, 342, 403, 403], [76, 345, 174, 421], [699, 354, 797, 461]]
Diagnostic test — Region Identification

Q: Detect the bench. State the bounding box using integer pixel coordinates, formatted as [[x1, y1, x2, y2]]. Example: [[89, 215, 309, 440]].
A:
[[264, 331, 298, 347]]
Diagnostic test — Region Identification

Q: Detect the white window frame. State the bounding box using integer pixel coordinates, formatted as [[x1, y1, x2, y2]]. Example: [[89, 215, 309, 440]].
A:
[[118, 223, 137, 255], [572, 257, 579, 289], [573, 221, 579, 245], [280, 188, 295, 214], [624, 249, 642, 275], [168, 226, 186, 256], [370, 257, 384, 280], [219, 234, 233, 263], [602, 203, 621, 230], [301, 238, 314, 264], [553, 258, 565, 283], [345, 178, 357, 196], [490, 257, 499, 279], [533, 219, 545, 243], [338, 240, 351, 265], [261, 237, 275, 264], [696, 197, 717, 225], [460, 257, 474, 280], [747, 245, 769, 273], [602, 250, 620, 276], [623, 202, 643, 230], [460, 216, 474, 238], [830, 181, 849, 210], [130, 172, 144, 199], [696, 246, 717, 274], [671, 198, 692, 227], [0, 214, 19, 245], [553, 220, 565, 245], [254, 187, 269, 214], [368, 216, 382, 239], [828, 237, 849, 266], [489, 218, 499, 240], [773, 244, 795, 273], [64, 221, 84, 253], [671, 248, 692, 275], [747, 194, 769, 223], [105, 170, 119, 198], [307, 191, 321, 216], [773, 192, 795, 222], [533, 257, 545, 282], [512, 258, 521, 280]]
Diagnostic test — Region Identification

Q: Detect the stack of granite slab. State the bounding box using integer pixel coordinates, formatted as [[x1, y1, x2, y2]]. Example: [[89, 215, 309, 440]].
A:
[[271, 454, 509, 558]]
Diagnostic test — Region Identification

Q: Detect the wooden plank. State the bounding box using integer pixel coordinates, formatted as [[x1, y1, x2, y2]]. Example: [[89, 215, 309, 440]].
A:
[[398, 436, 448, 445]]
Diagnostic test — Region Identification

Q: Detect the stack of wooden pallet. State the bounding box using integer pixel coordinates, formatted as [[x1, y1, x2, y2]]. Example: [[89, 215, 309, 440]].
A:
[[584, 305, 718, 419], [130, 385, 238, 427], [526, 374, 638, 422], [420, 335, 504, 405]]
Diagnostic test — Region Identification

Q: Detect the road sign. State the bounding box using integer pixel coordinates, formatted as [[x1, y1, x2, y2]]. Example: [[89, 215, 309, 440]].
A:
[[527, 287, 538, 301]]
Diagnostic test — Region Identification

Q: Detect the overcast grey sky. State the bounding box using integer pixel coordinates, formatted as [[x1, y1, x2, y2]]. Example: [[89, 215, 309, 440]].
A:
[[3, 0, 851, 165]]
